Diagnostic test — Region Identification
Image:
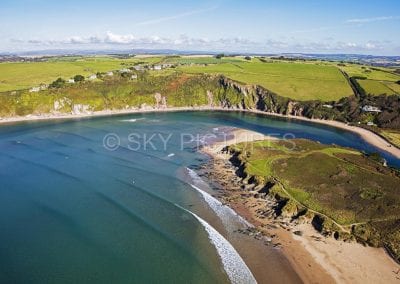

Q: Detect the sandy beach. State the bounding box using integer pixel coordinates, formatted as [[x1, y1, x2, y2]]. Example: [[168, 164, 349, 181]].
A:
[[201, 128, 400, 284], [1, 106, 399, 159]]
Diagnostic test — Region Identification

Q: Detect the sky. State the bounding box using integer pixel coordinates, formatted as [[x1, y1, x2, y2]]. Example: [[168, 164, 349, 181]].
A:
[[0, 0, 399, 55]]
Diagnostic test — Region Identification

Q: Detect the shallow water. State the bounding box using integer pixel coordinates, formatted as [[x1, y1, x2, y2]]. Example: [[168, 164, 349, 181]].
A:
[[0, 111, 398, 283]]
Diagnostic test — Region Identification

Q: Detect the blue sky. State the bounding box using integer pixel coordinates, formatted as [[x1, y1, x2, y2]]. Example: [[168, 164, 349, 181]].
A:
[[0, 0, 399, 55]]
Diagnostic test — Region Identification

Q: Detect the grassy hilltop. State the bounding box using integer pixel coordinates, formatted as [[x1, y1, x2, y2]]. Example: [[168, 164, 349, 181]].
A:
[[0, 56, 161, 92], [1, 55, 399, 101], [227, 139, 400, 261], [338, 64, 400, 96], [178, 58, 353, 101]]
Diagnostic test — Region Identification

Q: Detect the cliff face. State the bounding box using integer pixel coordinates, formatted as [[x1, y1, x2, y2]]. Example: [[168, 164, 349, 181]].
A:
[[217, 76, 291, 114], [214, 76, 400, 130]]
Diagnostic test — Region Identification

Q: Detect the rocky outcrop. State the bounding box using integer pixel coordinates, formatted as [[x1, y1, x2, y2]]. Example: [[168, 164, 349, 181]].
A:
[[206, 90, 214, 107], [53, 97, 72, 112], [154, 92, 167, 109], [154, 92, 162, 108], [217, 76, 290, 113], [72, 104, 91, 115]]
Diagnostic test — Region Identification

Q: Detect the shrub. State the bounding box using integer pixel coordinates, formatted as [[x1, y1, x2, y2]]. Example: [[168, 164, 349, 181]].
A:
[[73, 75, 85, 82], [49, 78, 66, 88]]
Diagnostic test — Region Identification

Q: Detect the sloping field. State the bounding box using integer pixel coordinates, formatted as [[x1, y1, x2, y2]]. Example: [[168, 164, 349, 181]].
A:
[[228, 139, 400, 261], [357, 79, 397, 95], [179, 60, 353, 101], [339, 64, 400, 95], [0, 57, 146, 92]]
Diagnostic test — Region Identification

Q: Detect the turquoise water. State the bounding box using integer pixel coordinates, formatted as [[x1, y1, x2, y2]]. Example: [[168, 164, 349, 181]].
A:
[[0, 111, 398, 283]]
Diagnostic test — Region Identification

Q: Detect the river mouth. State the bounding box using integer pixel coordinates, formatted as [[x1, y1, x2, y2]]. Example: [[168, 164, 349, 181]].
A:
[[0, 111, 398, 283]]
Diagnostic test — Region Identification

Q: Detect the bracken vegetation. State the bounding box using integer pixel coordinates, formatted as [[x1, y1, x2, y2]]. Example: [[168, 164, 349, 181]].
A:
[[227, 139, 400, 262]]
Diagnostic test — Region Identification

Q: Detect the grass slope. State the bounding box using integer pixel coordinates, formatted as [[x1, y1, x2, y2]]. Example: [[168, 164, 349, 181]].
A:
[[178, 60, 353, 101], [0, 56, 354, 101], [339, 64, 400, 96], [357, 79, 397, 96], [228, 139, 400, 260], [380, 129, 400, 148], [0, 56, 159, 92]]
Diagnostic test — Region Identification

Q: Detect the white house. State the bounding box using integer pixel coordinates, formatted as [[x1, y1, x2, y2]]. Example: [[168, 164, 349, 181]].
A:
[[133, 65, 145, 71], [131, 74, 138, 79], [29, 87, 40, 92], [88, 74, 97, 80], [67, 79, 75, 84], [153, 65, 162, 70], [362, 105, 382, 113], [106, 71, 114, 76], [119, 68, 132, 73], [29, 84, 48, 92]]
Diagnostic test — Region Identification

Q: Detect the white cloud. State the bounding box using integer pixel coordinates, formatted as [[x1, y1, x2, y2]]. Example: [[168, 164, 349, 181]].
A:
[[345, 16, 399, 23], [104, 32, 136, 44], [14, 32, 256, 49], [365, 42, 376, 49], [8, 32, 389, 54]]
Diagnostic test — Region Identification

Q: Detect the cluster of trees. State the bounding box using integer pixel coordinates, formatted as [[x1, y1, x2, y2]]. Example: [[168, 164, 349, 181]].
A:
[[50, 74, 85, 88], [215, 54, 252, 60], [74, 75, 85, 82], [49, 78, 66, 88]]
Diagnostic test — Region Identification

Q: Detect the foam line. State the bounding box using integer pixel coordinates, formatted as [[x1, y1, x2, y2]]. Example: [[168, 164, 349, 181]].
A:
[[175, 204, 257, 284]]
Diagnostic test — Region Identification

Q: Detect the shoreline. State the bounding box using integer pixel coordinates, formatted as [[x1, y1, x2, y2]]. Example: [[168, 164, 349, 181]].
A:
[[200, 128, 400, 284], [0, 106, 399, 159]]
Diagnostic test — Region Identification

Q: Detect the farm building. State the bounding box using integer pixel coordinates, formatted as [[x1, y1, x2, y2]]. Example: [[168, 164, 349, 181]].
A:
[[362, 105, 382, 113], [29, 84, 48, 92], [29, 87, 40, 92], [133, 65, 144, 71], [119, 68, 132, 73]]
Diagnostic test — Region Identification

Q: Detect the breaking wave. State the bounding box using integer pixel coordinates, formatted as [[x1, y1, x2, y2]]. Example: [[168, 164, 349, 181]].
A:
[[186, 168, 253, 229], [120, 118, 146, 122], [175, 204, 257, 284]]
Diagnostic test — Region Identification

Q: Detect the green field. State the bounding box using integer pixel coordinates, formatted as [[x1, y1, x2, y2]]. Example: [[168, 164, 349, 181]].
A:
[[0, 56, 355, 101], [0, 56, 160, 92], [385, 81, 400, 93], [380, 129, 400, 148], [357, 79, 397, 95], [339, 64, 399, 81], [177, 60, 353, 101], [162, 56, 245, 65], [338, 64, 400, 95], [1, 55, 399, 101]]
